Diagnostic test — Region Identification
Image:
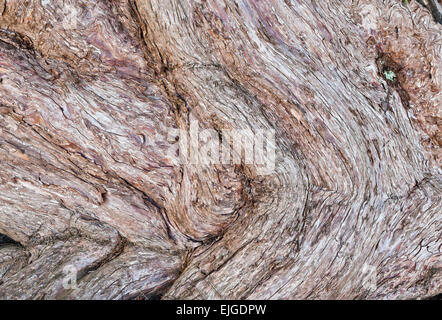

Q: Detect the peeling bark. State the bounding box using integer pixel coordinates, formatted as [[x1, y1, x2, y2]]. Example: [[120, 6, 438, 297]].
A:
[[0, 0, 441, 300]]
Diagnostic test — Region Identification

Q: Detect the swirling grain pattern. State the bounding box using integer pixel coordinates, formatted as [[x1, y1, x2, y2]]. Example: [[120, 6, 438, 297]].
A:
[[0, 0, 440, 299]]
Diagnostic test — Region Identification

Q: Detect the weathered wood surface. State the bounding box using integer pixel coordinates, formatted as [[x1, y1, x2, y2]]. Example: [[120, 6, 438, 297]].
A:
[[0, 0, 441, 299]]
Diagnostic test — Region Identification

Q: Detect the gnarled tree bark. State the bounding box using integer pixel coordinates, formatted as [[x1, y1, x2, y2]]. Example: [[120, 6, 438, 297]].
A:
[[0, 0, 441, 299]]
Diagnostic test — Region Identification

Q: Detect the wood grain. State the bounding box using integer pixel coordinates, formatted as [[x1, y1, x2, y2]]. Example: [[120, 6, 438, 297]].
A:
[[0, 0, 440, 299]]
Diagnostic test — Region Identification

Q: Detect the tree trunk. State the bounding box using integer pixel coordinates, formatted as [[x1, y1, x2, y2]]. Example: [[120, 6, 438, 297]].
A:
[[0, 0, 441, 300]]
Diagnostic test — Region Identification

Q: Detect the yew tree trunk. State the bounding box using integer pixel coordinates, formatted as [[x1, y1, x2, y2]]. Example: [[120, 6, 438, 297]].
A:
[[0, 0, 441, 300]]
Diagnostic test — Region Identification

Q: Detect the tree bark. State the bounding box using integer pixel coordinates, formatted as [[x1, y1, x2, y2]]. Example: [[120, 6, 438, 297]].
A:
[[0, 0, 441, 299]]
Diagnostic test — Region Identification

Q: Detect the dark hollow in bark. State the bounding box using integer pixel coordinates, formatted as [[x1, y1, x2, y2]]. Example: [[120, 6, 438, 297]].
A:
[[0, 234, 19, 246]]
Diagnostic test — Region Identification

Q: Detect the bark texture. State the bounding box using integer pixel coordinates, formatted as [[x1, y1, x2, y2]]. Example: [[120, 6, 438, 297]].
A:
[[0, 0, 441, 299]]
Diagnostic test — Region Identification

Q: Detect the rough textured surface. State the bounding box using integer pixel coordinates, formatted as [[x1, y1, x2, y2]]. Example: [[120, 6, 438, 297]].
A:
[[0, 0, 441, 299]]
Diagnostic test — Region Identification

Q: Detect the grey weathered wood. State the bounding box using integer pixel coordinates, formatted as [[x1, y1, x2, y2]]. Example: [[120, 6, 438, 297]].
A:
[[0, 0, 441, 299]]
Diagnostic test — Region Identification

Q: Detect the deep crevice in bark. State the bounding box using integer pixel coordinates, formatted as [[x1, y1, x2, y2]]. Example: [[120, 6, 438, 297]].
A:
[[0, 233, 20, 247]]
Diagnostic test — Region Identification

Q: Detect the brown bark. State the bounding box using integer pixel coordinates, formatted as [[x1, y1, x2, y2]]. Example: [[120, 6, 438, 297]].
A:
[[0, 0, 441, 299]]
